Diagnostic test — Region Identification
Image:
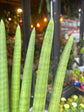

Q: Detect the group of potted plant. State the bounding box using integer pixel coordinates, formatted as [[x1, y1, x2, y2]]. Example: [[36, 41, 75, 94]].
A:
[[60, 94, 84, 112], [71, 68, 84, 90]]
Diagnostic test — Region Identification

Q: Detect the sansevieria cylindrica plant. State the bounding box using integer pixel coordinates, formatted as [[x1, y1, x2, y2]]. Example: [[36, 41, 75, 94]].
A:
[[32, 19, 54, 112], [48, 35, 73, 112], [19, 28, 35, 112], [0, 19, 73, 112], [11, 25, 21, 112], [0, 20, 9, 112]]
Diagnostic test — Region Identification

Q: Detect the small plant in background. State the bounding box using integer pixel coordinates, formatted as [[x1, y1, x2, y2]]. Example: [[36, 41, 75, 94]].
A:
[[80, 46, 84, 65], [71, 68, 82, 87], [72, 68, 81, 81], [80, 76, 84, 84], [80, 75, 84, 90], [60, 95, 84, 112], [71, 68, 84, 90]]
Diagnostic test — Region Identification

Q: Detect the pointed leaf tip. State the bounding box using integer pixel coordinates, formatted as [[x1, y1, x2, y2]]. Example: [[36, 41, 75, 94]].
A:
[[32, 27, 35, 31], [1, 19, 4, 23], [0, 19, 5, 25], [17, 25, 20, 29], [16, 25, 21, 33]]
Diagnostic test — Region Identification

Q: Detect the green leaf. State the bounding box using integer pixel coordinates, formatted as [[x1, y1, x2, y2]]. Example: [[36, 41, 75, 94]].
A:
[[0, 20, 9, 112], [11, 25, 21, 112], [38, 0, 44, 14], [46, 0, 50, 13], [19, 28, 35, 112], [38, 0, 50, 13], [80, 47, 84, 54], [32, 19, 54, 112], [48, 35, 73, 112]]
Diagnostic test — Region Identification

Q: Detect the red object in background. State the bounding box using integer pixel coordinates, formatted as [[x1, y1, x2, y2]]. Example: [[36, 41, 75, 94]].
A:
[[81, 83, 84, 90], [73, 30, 79, 33], [60, 19, 80, 42], [19, 20, 23, 26], [60, 19, 78, 35]]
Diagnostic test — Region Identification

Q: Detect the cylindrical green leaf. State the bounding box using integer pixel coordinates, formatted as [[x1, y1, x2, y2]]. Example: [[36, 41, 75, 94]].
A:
[[32, 19, 54, 112], [0, 20, 9, 112], [11, 25, 21, 112], [19, 28, 35, 112], [48, 35, 73, 112], [38, 0, 44, 13], [46, 0, 50, 13]]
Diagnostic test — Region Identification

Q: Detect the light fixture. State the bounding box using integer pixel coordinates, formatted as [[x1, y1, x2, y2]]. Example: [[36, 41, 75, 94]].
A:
[[43, 17, 48, 22], [19, 20, 22, 23], [36, 23, 40, 28], [31, 24, 34, 28], [8, 17, 12, 21], [60, 16, 64, 23], [17, 8, 23, 13], [78, 8, 81, 13]]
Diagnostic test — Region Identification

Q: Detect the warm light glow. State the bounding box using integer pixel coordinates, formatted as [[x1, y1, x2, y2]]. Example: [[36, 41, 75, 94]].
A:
[[31, 24, 33, 28], [17, 8, 23, 13], [8, 17, 12, 21], [13, 36, 15, 40], [19, 20, 22, 23], [36, 23, 40, 28], [60, 16, 64, 22], [43, 17, 48, 22]]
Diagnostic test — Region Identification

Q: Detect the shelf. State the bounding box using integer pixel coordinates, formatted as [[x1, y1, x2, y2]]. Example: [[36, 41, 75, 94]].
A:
[[76, 87, 84, 92]]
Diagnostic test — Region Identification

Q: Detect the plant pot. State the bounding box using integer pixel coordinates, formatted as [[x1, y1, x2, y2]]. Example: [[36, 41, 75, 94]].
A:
[[81, 83, 84, 90], [73, 80, 81, 87]]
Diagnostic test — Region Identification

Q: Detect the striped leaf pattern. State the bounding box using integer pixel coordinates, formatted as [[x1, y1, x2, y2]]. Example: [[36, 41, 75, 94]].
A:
[[48, 35, 73, 112], [19, 28, 35, 112], [0, 20, 9, 112], [11, 25, 21, 112], [32, 19, 54, 112]]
